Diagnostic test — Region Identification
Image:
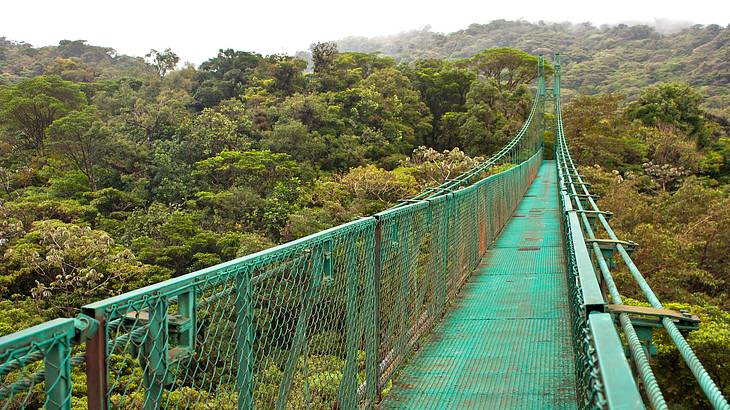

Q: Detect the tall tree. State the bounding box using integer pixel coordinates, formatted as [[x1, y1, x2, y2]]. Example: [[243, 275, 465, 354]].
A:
[[46, 106, 110, 189], [0, 75, 86, 154], [145, 48, 180, 77], [410, 59, 475, 146], [461, 48, 551, 91], [311, 41, 339, 74], [192, 49, 263, 109], [625, 82, 709, 146], [254, 55, 307, 96]]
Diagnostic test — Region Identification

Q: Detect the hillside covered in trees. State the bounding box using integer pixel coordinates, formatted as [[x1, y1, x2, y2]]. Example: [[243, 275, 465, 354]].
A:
[[0, 24, 729, 407], [337, 20, 730, 118]]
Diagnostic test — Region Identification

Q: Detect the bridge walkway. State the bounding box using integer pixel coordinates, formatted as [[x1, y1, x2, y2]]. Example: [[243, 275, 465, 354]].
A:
[[381, 160, 578, 409]]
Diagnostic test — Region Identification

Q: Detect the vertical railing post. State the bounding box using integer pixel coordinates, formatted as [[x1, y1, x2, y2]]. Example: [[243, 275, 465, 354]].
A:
[[365, 219, 382, 407], [177, 288, 196, 352], [44, 331, 73, 410], [478, 184, 486, 256], [83, 307, 108, 410], [236, 266, 254, 410], [427, 203, 438, 321], [142, 296, 168, 410]]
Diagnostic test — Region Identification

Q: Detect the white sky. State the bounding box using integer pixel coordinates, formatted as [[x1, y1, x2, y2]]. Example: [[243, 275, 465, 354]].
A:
[[2, 0, 729, 64]]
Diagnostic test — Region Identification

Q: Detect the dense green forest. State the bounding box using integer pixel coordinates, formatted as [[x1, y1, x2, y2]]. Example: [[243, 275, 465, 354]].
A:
[[0, 39, 542, 326], [337, 20, 730, 118], [0, 22, 729, 407]]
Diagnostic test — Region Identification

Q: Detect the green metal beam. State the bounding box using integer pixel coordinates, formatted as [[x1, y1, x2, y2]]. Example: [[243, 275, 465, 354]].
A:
[[588, 313, 644, 409]]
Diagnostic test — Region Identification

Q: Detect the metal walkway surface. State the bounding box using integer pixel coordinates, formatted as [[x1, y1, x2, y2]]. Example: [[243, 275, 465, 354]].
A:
[[381, 160, 578, 409]]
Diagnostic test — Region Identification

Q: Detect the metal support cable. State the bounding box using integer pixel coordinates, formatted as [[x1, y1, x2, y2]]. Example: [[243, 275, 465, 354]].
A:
[[554, 78, 728, 409], [556, 132, 667, 410]]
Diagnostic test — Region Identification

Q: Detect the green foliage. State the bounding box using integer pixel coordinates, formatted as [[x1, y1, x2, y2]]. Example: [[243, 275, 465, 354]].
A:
[[193, 49, 263, 109], [1, 30, 728, 408], [408, 59, 475, 147], [626, 82, 709, 146], [46, 106, 111, 189], [0, 299, 44, 334], [177, 105, 251, 160], [460, 47, 553, 90], [311, 42, 339, 74], [145, 48, 179, 77], [337, 20, 730, 118], [1, 220, 169, 316], [398, 146, 484, 190], [621, 299, 730, 409], [593, 171, 730, 309], [562, 94, 647, 170], [192, 150, 299, 192], [457, 79, 531, 155], [340, 165, 417, 209], [0, 75, 86, 154], [118, 203, 243, 276]]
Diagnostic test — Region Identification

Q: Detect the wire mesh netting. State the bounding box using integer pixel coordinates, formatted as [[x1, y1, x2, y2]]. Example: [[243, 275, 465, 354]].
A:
[[85, 218, 376, 409], [0, 319, 77, 410], [558, 189, 607, 409], [77, 150, 542, 410], [0, 135, 545, 410], [0, 58, 551, 410]]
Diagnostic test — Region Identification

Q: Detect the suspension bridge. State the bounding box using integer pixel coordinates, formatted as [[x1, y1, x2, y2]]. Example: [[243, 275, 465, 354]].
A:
[[1, 55, 728, 409]]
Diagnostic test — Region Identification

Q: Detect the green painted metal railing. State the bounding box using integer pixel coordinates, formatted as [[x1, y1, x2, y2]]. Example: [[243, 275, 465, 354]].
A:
[[0, 59, 546, 409], [554, 54, 729, 410], [553, 54, 644, 409], [5, 53, 723, 410]]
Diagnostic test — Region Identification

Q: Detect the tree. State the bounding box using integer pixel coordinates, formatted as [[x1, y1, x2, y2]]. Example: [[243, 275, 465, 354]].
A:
[[562, 94, 647, 171], [47, 106, 110, 189], [0, 75, 86, 154], [359, 67, 433, 147], [118, 82, 192, 143], [192, 150, 299, 193], [255, 55, 307, 96], [193, 49, 263, 108], [398, 146, 484, 189], [461, 48, 552, 91], [625, 82, 709, 146], [456, 79, 531, 155], [436, 111, 467, 149], [145, 48, 180, 77], [311, 42, 338, 74], [3, 220, 168, 315], [409, 59, 475, 147], [177, 106, 251, 160]]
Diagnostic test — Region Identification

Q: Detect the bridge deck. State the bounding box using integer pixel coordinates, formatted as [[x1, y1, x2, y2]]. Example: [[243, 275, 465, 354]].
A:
[[381, 160, 578, 409]]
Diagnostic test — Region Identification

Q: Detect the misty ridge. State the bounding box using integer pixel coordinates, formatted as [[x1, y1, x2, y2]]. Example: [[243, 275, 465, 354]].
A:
[[335, 18, 715, 53], [330, 19, 730, 118], [2, 18, 729, 118]]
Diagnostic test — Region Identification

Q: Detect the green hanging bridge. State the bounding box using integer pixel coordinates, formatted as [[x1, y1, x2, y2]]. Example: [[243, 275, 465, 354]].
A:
[[1, 55, 728, 410]]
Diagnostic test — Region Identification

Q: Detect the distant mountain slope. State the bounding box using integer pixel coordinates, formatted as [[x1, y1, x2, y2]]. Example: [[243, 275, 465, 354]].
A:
[[0, 38, 153, 83], [337, 20, 730, 117]]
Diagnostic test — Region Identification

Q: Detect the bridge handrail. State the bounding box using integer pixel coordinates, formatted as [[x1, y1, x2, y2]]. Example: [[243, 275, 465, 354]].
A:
[[0, 63, 547, 408], [554, 53, 729, 410], [554, 56, 644, 408]]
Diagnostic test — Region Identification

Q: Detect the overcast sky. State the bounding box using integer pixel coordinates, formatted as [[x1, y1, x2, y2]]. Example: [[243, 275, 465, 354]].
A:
[[2, 0, 729, 64]]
